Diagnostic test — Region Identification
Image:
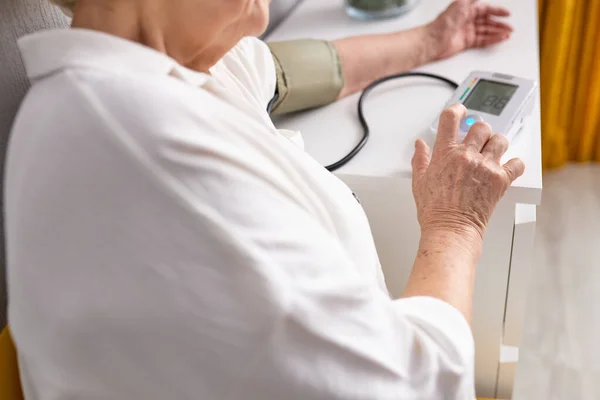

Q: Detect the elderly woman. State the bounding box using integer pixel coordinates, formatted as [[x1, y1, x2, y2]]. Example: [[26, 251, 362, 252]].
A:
[[6, 0, 522, 399]]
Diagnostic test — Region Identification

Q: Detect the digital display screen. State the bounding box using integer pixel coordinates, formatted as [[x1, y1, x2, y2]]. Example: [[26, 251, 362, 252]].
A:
[[463, 79, 518, 116]]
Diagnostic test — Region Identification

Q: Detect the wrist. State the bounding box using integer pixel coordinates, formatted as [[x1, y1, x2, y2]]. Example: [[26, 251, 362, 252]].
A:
[[419, 226, 483, 259], [422, 22, 445, 62], [419, 207, 487, 241], [389, 25, 442, 67]]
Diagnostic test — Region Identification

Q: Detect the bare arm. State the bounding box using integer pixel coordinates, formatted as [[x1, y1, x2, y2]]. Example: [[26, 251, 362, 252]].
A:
[[404, 230, 482, 324], [333, 1, 513, 99], [333, 26, 440, 99]]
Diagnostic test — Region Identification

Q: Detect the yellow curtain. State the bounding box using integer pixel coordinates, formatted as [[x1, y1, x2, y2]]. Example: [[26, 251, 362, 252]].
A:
[[0, 327, 23, 400], [539, 0, 600, 169]]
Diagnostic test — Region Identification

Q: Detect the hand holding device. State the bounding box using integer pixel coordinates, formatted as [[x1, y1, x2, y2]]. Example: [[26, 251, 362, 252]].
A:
[[415, 104, 525, 240]]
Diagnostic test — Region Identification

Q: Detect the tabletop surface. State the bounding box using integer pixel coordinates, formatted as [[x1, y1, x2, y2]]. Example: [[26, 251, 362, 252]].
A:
[[266, 0, 542, 204]]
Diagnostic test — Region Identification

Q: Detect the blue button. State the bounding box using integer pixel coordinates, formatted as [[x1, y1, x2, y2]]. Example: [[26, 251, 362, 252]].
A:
[[460, 115, 483, 132]]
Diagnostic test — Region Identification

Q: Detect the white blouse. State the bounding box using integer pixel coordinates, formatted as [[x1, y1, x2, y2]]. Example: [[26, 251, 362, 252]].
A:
[[6, 29, 475, 400]]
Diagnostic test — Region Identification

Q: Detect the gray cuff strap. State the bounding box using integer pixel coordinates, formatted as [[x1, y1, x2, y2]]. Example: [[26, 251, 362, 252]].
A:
[[267, 39, 344, 115]]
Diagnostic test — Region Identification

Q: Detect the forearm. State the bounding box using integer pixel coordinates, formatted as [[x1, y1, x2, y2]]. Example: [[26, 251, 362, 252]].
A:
[[402, 229, 482, 324], [333, 25, 441, 99]]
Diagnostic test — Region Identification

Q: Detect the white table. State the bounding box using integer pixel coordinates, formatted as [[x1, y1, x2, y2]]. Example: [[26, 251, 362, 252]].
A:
[[266, 0, 541, 397]]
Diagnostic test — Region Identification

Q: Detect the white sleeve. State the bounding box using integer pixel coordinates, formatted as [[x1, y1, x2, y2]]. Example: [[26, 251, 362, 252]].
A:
[[241, 243, 476, 400]]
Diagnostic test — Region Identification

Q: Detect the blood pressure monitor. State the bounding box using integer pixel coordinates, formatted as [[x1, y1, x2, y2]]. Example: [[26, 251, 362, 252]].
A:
[[432, 71, 538, 142]]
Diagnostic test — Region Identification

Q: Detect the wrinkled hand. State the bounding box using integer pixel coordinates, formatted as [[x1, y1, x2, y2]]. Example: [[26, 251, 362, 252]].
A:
[[428, 0, 513, 60], [412, 104, 525, 240]]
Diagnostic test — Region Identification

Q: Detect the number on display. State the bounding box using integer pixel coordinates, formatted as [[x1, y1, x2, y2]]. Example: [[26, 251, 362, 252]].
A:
[[483, 95, 509, 110]]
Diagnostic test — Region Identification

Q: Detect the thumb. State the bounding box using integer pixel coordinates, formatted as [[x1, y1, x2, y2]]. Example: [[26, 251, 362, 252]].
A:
[[412, 139, 431, 181]]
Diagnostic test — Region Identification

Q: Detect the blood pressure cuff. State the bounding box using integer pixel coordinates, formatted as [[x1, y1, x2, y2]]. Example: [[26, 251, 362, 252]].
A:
[[267, 39, 344, 115]]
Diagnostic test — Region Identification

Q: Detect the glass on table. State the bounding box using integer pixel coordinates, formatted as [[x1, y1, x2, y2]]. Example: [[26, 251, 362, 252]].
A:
[[345, 0, 420, 20]]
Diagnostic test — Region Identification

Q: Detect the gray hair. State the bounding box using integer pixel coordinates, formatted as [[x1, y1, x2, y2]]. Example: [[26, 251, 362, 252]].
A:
[[49, 0, 76, 16]]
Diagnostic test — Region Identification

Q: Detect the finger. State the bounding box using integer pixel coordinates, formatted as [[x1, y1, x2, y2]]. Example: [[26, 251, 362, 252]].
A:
[[475, 25, 513, 36], [462, 121, 492, 152], [412, 139, 431, 181], [475, 17, 514, 32], [481, 133, 509, 161], [476, 4, 511, 17], [475, 32, 511, 47], [503, 158, 526, 182], [435, 104, 467, 149]]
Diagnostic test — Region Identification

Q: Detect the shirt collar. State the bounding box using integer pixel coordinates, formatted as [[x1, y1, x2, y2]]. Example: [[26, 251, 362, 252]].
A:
[[18, 28, 209, 86]]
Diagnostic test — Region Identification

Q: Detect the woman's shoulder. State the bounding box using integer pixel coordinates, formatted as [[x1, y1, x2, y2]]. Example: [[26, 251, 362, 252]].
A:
[[13, 65, 267, 158], [224, 37, 272, 65], [212, 37, 276, 107], [14, 66, 196, 130]]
